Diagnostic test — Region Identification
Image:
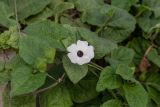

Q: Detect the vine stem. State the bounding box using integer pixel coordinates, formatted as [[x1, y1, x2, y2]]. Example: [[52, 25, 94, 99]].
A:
[[13, 0, 21, 37], [109, 90, 118, 99], [34, 82, 59, 94], [88, 64, 102, 71], [144, 44, 153, 57], [88, 62, 104, 77], [89, 62, 103, 71], [46, 73, 58, 82], [34, 73, 65, 94], [90, 70, 99, 77], [55, 14, 59, 23], [22, 73, 65, 96]]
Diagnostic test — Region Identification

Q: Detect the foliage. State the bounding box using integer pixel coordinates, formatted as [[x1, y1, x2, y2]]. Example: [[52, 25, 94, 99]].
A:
[[0, 0, 160, 107]]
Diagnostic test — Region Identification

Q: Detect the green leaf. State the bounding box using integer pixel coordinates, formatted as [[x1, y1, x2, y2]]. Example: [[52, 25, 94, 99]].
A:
[[112, 0, 137, 11], [106, 46, 134, 67], [12, 0, 52, 20], [0, 27, 19, 49], [147, 86, 160, 107], [123, 82, 148, 107], [147, 48, 160, 67], [4, 95, 36, 107], [24, 20, 69, 40], [100, 99, 122, 107], [25, 7, 53, 24], [48, 0, 74, 15], [5, 55, 26, 70], [127, 37, 150, 66], [78, 3, 136, 41], [74, 98, 101, 107], [61, 25, 77, 48], [81, 7, 108, 26], [75, 0, 103, 11], [54, 2, 74, 15], [62, 56, 88, 84], [24, 20, 71, 50], [48, 0, 63, 10], [40, 84, 73, 107], [146, 72, 160, 92], [0, 30, 11, 49], [11, 96, 36, 107], [144, 23, 160, 39], [96, 66, 122, 92], [75, 0, 106, 26], [79, 5, 136, 42], [38, 0, 74, 18], [11, 65, 46, 96], [137, 11, 160, 34], [78, 28, 117, 59], [19, 34, 56, 72], [60, 17, 85, 27], [0, 72, 10, 85], [26, 1, 74, 23], [67, 74, 98, 103], [0, 51, 18, 85], [142, 0, 160, 18], [116, 64, 135, 80], [100, 6, 136, 43], [3, 87, 36, 107], [0, 51, 20, 73], [0, 1, 16, 27]]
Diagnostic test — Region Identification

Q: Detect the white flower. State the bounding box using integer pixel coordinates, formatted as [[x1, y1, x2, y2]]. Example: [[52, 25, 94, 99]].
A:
[[67, 40, 94, 65]]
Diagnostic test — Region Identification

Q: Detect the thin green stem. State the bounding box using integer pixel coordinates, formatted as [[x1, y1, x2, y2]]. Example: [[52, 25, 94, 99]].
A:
[[55, 14, 59, 23], [90, 70, 99, 77], [90, 62, 103, 70], [46, 73, 57, 82], [35, 82, 59, 94], [109, 90, 118, 99], [22, 73, 66, 95], [13, 0, 21, 37], [135, 5, 150, 18], [88, 63, 102, 71]]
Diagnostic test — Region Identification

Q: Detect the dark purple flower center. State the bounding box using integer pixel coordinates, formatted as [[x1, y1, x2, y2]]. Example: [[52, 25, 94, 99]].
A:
[[77, 50, 83, 57]]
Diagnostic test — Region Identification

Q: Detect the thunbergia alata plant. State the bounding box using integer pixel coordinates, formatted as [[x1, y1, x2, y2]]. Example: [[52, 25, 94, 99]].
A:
[[0, 0, 160, 107]]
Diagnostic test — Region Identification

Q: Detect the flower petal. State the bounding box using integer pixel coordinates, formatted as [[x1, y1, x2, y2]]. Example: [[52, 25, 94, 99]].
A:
[[77, 56, 91, 65], [77, 40, 88, 51], [67, 53, 79, 64], [85, 46, 94, 59], [67, 44, 77, 53], [77, 40, 88, 46]]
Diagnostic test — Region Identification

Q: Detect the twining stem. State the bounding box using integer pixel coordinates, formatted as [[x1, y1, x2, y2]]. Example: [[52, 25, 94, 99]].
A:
[[88, 63, 102, 71], [35, 73, 65, 94], [22, 73, 65, 96], [46, 73, 57, 82], [90, 62, 103, 70], [90, 70, 99, 77], [55, 14, 59, 23], [109, 90, 118, 99], [88, 62, 104, 77], [135, 5, 150, 18], [35, 82, 59, 94], [144, 44, 153, 57], [13, 0, 21, 37]]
